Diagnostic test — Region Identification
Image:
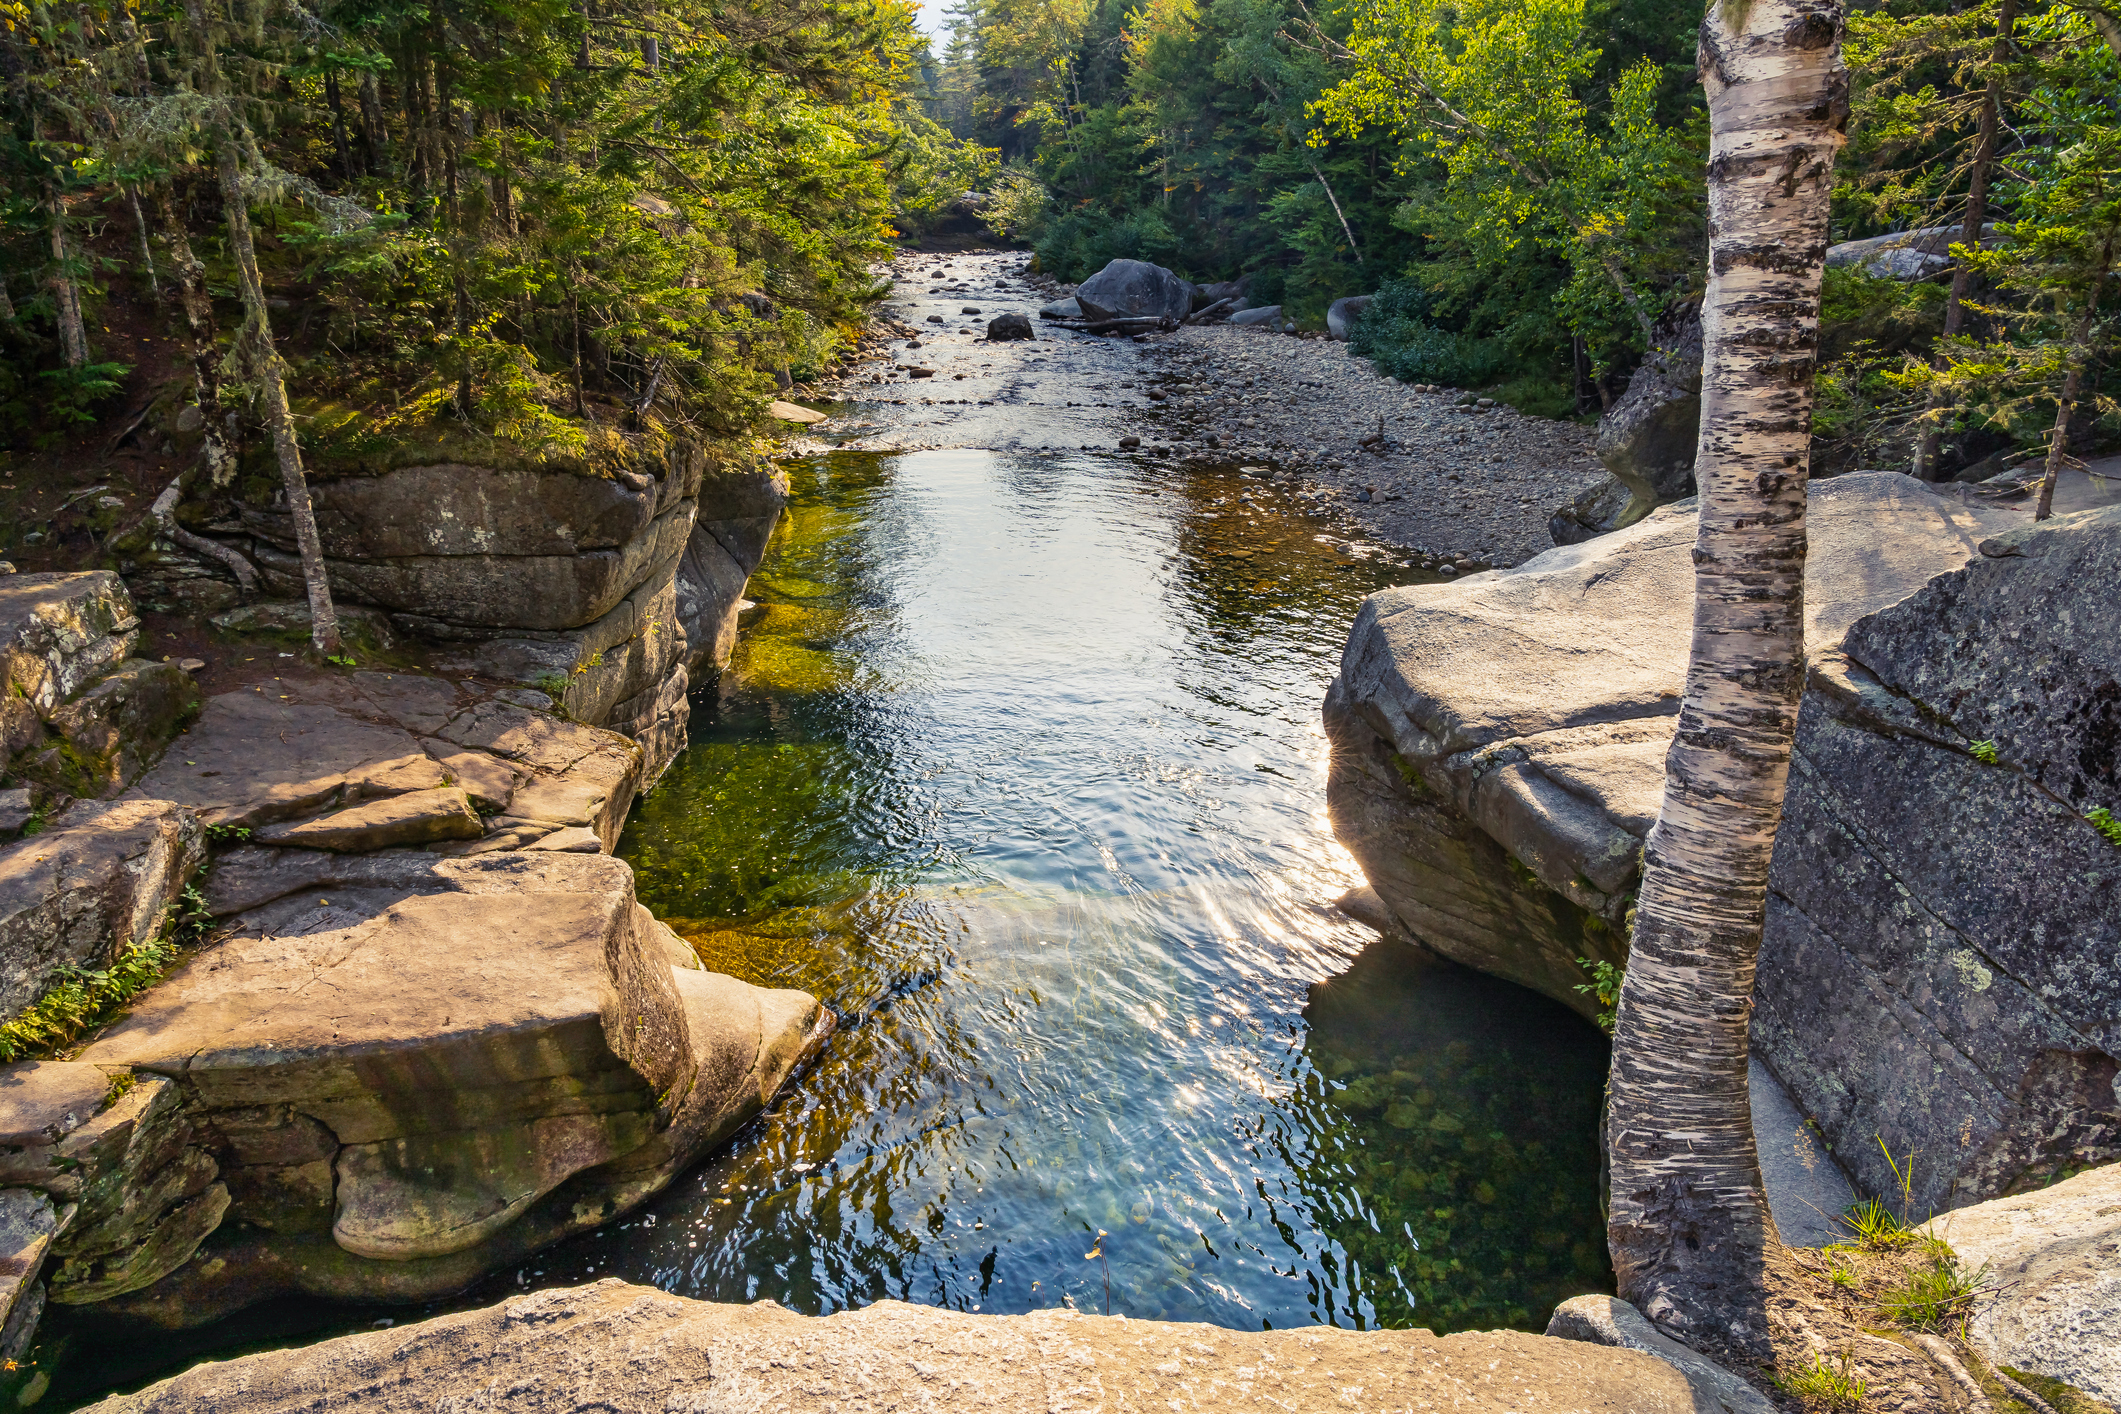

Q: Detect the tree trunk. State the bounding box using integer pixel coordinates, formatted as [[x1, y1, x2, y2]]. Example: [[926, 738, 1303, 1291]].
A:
[[153, 184, 237, 487], [1913, 0, 2015, 481], [436, 43, 475, 415], [126, 186, 161, 303], [2033, 231, 2114, 521], [216, 147, 343, 655], [46, 206, 89, 369], [177, 0, 347, 660], [325, 69, 355, 177], [1604, 0, 1847, 1352], [358, 70, 390, 174]]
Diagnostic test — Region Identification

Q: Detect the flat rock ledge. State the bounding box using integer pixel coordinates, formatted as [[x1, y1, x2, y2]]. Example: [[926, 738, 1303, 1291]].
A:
[[87, 1278, 1703, 1414], [0, 851, 827, 1331]]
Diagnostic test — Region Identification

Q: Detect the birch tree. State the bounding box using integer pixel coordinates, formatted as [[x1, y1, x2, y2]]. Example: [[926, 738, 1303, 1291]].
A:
[[178, 0, 344, 655], [1603, 0, 1847, 1346]]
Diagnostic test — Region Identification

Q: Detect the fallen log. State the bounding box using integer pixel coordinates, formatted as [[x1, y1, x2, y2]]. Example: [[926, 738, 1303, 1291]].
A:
[[1184, 297, 1238, 325], [1045, 315, 1179, 335]]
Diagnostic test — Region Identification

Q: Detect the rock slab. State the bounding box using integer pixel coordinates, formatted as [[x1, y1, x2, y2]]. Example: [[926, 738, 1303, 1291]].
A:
[[88, 1278, 1700, 1413], [1925, 1161, 2121, 1403], [1327, 475, 2114, 1212]]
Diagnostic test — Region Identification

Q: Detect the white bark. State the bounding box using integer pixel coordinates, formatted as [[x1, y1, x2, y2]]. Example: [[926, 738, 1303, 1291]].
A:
[[1604, 0, 1847, 1350], [48, 212, 89, 369]]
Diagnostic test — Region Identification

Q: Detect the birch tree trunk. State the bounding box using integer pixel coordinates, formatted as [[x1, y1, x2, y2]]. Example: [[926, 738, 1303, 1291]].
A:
[[177, 0, 343, 655], [46, 206, 89, 369], [216, 146, 344, 656], [1604, 0, 1848, 1350]]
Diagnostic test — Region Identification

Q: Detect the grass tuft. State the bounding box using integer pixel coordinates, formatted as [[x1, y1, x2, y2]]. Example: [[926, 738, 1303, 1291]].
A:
[[1875, 1240, 1987, 1331], [1777, 1349, 1867, 1412]]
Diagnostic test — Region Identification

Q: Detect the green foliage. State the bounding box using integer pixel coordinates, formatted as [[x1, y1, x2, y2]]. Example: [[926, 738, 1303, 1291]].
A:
[[1571, 956, 1622, 1034], [1315, 0, 1704, 368], [1351, 279, 1508, 387], [2084, 806, 2121, 845], [1777, 1349, 1868, 1413], [1838, 1196, 1916, 1250], [3, 0, 977, 451], [1970, 739, 2001, 765], [205, 822, 253, 845], [0, 886, 210, 1063]]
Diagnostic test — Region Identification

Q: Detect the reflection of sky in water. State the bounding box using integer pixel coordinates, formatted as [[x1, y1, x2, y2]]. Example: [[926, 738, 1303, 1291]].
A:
[[546, 449, 1614, 1332]]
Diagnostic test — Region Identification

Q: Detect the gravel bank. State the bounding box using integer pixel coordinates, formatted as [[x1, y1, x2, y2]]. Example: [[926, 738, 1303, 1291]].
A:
[[815, 250, 1608, 570]]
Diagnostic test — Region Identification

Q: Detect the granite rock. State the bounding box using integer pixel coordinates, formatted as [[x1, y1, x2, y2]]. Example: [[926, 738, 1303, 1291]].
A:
[[88, 1278, 1700, 1413]]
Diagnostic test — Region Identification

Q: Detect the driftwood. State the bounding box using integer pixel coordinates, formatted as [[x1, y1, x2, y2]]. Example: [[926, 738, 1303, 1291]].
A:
[[1045, 314, 1179, 335], [1184, 297, 1238, 325]]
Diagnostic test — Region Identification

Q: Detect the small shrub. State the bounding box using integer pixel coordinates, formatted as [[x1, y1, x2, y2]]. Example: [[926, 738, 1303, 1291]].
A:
[[1970, 739, 2000, 765], [535, 672, 571, 700], [1349, 281, 1509, 388], [1778, 1349, 1867, 1413], [2084, 806, 2121, 846], [1573, 956, 1623, 1034], [205, 822, 253, 846]]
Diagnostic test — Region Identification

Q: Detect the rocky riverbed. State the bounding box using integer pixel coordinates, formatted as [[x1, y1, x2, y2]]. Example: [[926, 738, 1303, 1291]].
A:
[[812, 250, 1607, 570]]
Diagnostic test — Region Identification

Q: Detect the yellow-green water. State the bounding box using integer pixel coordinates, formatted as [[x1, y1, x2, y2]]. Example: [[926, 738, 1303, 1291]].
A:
[[558, 448, 1613, 1330]]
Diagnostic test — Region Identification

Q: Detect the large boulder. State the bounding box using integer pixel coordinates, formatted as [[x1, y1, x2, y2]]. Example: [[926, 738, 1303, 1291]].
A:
[[1229, 304, 1284, 327], [83, 1277, 1696, 1414], [57, 850, 826, 1326], [1569, 314, 1703, 541], [1073, 259, 1193, 323], [1924, 1161, 2121, 1403], [1326, 475, 2114, 1213], [1327, 295, 1372, 341]]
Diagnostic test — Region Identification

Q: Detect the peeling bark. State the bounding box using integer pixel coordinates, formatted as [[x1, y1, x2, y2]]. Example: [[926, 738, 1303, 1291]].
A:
[[1604, 0, 1847, 1351]]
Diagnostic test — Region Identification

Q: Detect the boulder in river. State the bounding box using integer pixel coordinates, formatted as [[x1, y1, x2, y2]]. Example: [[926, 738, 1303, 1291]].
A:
[[1327, 295, 1372, 341], [986, 313, 1034, 341], [1326, 473, 2120, 1215], [1073, 259, 1193, 323]]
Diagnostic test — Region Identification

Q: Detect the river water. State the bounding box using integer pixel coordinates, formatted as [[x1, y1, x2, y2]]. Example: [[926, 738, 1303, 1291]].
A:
[[42, 444, 1611, 1409], [541, 446, 1613, 1333]]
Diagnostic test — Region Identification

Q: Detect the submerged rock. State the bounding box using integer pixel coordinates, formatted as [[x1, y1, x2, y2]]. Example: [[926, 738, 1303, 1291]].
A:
[[83, 1277, 1696, 1413], [1327, 474, 2118, 1212]]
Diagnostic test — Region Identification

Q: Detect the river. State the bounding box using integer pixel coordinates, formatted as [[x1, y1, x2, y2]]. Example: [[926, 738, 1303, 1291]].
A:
[[524, 445, 1612, 1333]]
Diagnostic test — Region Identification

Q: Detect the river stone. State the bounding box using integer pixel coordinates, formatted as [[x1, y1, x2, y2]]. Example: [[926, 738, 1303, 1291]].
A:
[[1327, 295, 1372, 341], [0, 571, 139, 717], [21, 659, 200, 799], [985, 312, 1034, 341], [767, 399, 826, 424], [0, 1062, 110, 1146], [1329, 476, 2116, 1214], [0, 798, 204, 1020], [72, 853, 825, 1324], [1229, 304, 1283, 327], [1752, 502, 2121, 1213], [1038, 296, 1082, 319], [84, 1278, 1698, 1414], [1924, 1161, 2121, 1402], [1074, 258, 1193, 323], [254, 786, 483, 851], [0, 1189, 55, 1337]]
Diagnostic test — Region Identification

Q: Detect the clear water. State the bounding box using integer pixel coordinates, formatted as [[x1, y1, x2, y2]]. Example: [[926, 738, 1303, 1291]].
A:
[[544, 448, 1615, 1332]]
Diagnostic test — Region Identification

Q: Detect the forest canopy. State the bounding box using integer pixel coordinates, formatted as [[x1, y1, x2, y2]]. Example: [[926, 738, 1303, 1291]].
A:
[[926, 0, 2118, 464], [1, 0, 973, 456]]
